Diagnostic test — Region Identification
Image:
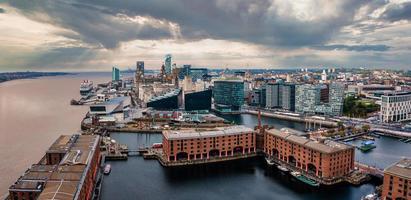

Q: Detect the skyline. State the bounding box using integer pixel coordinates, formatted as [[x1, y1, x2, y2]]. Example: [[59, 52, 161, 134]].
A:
[[1, 0, 411, 71]]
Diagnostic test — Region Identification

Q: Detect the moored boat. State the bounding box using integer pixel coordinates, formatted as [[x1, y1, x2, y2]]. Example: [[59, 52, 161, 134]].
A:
[[104, 164, 111, 175], [291, 171, 320, 187], [358, 140, 376, 152], [277, 165, 289, 172], [265, 157, 275, 166]]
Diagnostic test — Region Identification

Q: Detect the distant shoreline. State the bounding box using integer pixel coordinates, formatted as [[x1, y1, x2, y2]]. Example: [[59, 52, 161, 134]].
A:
[[0, 72, 73, 84]]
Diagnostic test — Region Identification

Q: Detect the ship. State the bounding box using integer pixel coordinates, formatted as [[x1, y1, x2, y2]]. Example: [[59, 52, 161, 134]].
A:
[[265, 157, 275, 166], [358, 140, 376, 152], [80, 80, 93, 97], [290, 171, 320, 187]]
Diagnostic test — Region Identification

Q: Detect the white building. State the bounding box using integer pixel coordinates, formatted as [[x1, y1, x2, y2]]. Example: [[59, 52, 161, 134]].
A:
[[381, 92, 411, 123]]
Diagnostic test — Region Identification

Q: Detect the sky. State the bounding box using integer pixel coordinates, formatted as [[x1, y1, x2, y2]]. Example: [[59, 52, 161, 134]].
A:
[[1, 0, 411, 71]]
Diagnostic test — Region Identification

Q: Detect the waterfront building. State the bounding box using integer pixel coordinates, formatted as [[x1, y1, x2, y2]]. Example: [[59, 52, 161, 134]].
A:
[[282, 83, 296, 111], [381, 158, 411, 200], [89, 96, 130, 115], [8, 135, 101, 200], [112, 67, 120, 82], [213, 80, 244, 112], [266, 83, 283, 108], [147, 89, 182, 110], [264, 128, 354, 180], [381, 92, 411, 123], [295, 84, 320, 114], [162, 125, 256, 162], [296, 83, 344, 116], [184, 89, 212, 111], [249, 89, 261, 106], [164, 54, 172, 75]]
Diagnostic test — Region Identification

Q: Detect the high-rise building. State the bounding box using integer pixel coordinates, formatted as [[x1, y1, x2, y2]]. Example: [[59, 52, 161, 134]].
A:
[[381, 92, 411, 123], [282, 83, 296, 111], [112, 67, 120, 81], [164, 54, 172, 75], [296, 83, 344, 116], [295, 84, 320, 114], [266, 83, 283, 108], [178, 65, 191, 79], [213, 80, 244, 112], [321, 70, 327, 81], [136, 61, 144, 77], [381, 158, 411, 200]]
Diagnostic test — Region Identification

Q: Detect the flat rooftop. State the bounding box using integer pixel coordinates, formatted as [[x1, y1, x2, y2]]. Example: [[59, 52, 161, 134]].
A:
[[384, 158, 411, 179], [266, 128, 353, 154], [163, 125, 254, 140]]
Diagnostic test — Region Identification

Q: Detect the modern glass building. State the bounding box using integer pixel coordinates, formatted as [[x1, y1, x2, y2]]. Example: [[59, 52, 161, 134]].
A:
[[213, 80, 244, 112], [164, 54, 172, 75], [112, 67, 120, 82], [266, 83, 283, 108], [282, 83, 296, 111], [296, 83, 344, 116], [184, 90, 212, 111], [147, 89, 182, 110]]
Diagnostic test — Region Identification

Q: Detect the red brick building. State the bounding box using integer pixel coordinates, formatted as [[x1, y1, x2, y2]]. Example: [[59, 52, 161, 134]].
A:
[[382, 158, 411, 200], [8, 135, 101, 200], [264, 128, 354, 179], [162, 125, 256, 162]]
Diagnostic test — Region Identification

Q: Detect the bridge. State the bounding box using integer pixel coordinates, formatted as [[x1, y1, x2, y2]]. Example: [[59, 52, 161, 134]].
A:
[[355, 162, 384, 178]]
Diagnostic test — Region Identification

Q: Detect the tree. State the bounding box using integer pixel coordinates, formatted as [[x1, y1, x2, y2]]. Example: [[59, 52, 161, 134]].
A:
[[362, 125, 371, 133]]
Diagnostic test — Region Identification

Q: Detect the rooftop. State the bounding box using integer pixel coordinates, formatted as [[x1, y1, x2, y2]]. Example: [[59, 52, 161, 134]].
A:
[[163, 125, 254, 140], [266, 128, 353, 154], [384, 158, 411, 179]]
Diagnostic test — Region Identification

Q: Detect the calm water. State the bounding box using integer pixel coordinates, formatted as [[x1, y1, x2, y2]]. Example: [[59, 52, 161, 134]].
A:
[[0, 73, 111, 197], [101, 114, 410, 200]]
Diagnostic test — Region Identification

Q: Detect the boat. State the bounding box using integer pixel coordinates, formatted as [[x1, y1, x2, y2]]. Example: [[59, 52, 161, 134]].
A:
[[265, 157, 275, 166], [80, 80, 93, 97], [291, 171, 320, 187], [103, 164, 111, 175], [277, 165, 289, 172], [357, 140, 376, 152], [361, 193, 378, 200]]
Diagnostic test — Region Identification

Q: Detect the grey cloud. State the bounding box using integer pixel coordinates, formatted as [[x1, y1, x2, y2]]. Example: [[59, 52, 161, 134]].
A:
[[312, 44, 390, 52], [28, 47, 98, 69], [0, 8, 5, 13], [6, 0, 372, 49], [381, 2, 411, 22]]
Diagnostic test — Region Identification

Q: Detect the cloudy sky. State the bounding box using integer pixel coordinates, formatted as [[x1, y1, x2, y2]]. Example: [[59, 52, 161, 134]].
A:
[[1, 0, 411, 71]]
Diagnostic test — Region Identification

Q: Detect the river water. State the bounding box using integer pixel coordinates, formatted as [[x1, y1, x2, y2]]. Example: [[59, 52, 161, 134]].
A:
[[0, 73, 410, 199]]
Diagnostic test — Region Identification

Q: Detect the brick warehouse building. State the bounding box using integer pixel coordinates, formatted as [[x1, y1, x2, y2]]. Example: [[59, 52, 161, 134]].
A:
[[162, 125, 256, 162], [8, 135, 101, 200], [264, 128, 354, 180], [381, 158, 411, 200]]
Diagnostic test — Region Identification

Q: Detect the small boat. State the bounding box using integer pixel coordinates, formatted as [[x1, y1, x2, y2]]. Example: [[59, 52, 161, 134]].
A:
[[291, 171, 320, 187], [357, 140, 376, 152], [361, 193, 378, 200], [277, 165, 289, 172], [104, 164, 111, 175], [265, 157, 275, 166]]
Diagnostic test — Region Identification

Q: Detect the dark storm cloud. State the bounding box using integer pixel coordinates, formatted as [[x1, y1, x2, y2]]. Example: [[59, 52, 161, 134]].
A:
[[380, 1, 411, 22], [6, 0, 372, 49], [312, 44, 390, 52]]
